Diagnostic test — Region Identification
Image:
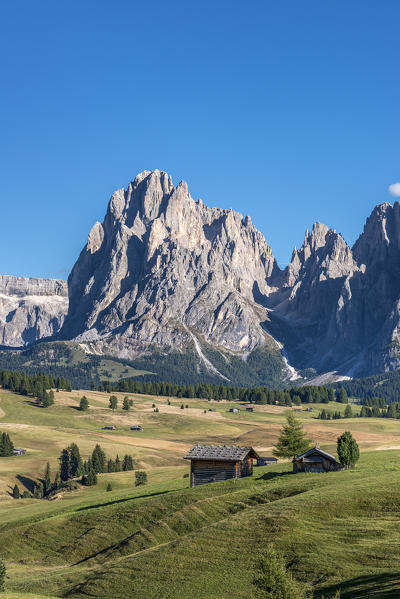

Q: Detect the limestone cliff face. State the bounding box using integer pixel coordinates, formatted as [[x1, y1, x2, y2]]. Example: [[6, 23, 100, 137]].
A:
[[60, 170, 280, 361], [269, 202, 400, 376], [4, 170, 400, 382], [0, 276, 68, 347]]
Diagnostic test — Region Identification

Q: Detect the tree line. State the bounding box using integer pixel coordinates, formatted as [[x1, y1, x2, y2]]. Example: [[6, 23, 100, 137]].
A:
[[103, 378, 351, 406]]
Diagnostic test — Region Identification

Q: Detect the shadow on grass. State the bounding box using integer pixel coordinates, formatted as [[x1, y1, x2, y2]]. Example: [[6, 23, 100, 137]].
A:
[[316, 572, 400, 598], [256, 470, 293, 482], [23, 399, 45, 408], [76, 488, 175, 512], [16, 474, 37, 493]]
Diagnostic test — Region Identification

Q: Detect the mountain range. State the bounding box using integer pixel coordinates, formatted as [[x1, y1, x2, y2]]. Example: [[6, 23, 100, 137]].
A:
[[2, 169, 400, 386]]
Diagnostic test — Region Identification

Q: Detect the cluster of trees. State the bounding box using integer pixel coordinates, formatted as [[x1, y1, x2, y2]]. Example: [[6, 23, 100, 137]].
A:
[[0, 370, 71, 395], [0, 369, 72, 409], [0, 432, 14, 457], [106, 395, 134, 411], [273, 412, 360, 470], [12, 443, 137, 499], [318, 405, 353, 420]]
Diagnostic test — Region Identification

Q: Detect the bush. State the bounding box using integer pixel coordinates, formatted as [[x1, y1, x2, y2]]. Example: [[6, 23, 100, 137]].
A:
[[254, 545, 309, 598], [106, 482, 112, 492], [80, 396, 89, 411], [135, 471, 147, 487], [22, 490, 31, 499]]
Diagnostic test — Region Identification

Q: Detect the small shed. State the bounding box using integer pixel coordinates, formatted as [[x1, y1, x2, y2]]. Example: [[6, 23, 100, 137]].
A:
[[306, 407, 313, 412], [130, 425, 143, 431], [13, 448, 26, 456], [229, 408, 240, 413], [246, 406, 254, 412], [102, 425, 116, 430], [184, 444, 259, 487], [256, 456, 277, 466], [293, 446, 343, 473]]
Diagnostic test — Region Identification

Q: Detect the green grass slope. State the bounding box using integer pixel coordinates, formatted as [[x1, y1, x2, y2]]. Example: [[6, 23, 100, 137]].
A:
[[2, 452, 400, 598]]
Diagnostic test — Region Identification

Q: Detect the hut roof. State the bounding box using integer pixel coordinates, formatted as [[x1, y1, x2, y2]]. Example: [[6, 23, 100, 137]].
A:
[[294, 446, 338, 463], [184, 444, 259, 462]]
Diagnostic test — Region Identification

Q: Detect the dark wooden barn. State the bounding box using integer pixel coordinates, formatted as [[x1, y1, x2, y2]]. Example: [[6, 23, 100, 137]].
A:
[[293, 446, 343, 473], [184, 444, 259, 487]]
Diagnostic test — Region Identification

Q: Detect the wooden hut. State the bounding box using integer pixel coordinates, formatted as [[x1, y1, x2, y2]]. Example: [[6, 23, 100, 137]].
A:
[[256, 456, 278, 466], [184, 444, 259, 487], [293, 446, 343, 473]]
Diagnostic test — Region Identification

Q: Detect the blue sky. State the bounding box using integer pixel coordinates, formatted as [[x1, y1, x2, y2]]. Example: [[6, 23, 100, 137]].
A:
[[1, 1, 399, 277]]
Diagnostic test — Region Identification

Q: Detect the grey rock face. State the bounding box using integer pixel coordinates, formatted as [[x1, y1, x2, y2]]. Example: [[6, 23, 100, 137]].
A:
[[5, 170, 400, 382], [0, 276, 68, 347], [60, 170, 281, 365], [269, 201, 400, 376]]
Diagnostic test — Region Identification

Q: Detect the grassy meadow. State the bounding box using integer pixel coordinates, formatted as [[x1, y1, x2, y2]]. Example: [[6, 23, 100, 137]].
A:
[[1, 388, 400, 597]]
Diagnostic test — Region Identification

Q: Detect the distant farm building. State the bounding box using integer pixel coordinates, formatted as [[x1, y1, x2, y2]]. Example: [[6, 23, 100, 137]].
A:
[[306, 407, 313, 412], [229, 408, 240, 413], [184, 444, 259, 487], [102, 425, 116, 430], [13, 448, 26, 456], [293, 446, 343, 473], [130, 425, 143, 431], [208, 408, 216, 412], [246, 406, 254, 412], [256, 456, 278, 466]]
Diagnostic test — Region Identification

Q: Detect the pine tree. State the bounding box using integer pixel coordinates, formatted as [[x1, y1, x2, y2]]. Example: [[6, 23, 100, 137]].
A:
[[44, 462, 51, 495], [114, 455, 121, 472], [91, 444, 106, 473], [22, 490, 31, 498], [109, 395, 118, 411], [82, 467, 98, 486], [122, 396, 131, 411], [273, 413, 311, 459], [254, 545, 308, 599], [107, 458, 115, 473], [80, 396, 89, 411], [337, 388, 349, 404], [59, 448, 70, 481], [337, 431, 360, 469], [69, 443, 83, 477], [122, 455, 134, 471], [0, 432, 14, 457], [344, 404, 353, 418], [106, 482, 112, 492], [33, 481, 44, 498], [0, 559, 5, 592], [53, 471, 60, 491], [12, 484, 20, 499]]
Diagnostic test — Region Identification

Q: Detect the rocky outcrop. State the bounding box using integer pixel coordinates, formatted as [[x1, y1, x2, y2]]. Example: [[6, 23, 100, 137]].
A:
[[60, 170, 282, 372], [268, 202, 400, 376], [0, 276, 68, 347]]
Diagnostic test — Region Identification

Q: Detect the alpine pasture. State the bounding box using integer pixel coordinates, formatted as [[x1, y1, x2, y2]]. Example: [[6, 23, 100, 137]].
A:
[[1, 388, 400, 598]]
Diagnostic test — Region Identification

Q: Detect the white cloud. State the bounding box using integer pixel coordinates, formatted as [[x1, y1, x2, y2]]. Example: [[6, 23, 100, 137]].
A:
[[389, 182, 400, 197]]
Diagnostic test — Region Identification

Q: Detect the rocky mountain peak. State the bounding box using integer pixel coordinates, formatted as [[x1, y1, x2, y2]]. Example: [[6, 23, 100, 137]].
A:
[[60, 170, 279, 359]]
